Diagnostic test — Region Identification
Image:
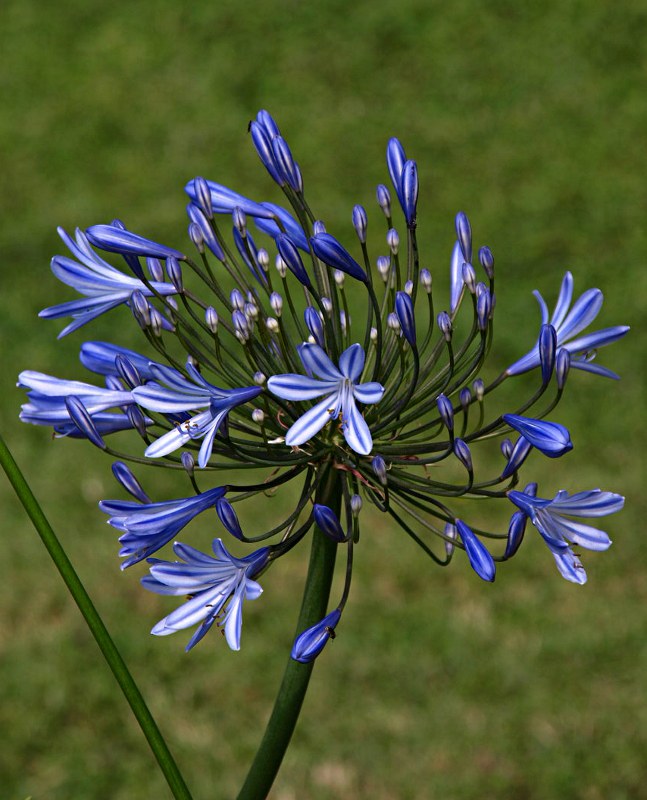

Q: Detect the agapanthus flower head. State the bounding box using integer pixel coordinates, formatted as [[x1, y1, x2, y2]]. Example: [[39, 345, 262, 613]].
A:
[[19, 109, 626, 658]]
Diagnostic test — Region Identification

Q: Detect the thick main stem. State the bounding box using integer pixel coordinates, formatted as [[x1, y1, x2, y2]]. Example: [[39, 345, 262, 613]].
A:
[[237, 463, 340, 800]]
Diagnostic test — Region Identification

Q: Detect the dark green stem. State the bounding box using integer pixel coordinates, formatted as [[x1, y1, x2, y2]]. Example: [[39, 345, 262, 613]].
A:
[[0, 434, 192, 800], [236, 463, 340, 800]]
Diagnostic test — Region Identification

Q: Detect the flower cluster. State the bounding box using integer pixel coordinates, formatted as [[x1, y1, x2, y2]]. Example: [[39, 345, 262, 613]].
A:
[[19, 111, 628, 658]]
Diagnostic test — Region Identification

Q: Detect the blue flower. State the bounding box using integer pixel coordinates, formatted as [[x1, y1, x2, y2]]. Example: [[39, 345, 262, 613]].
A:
[[506, 272, 629, 378], [503, 414, 572, 458], [142, 539, 269, 651], [455, 519, 496, 582], [18, 370, 134, 426], [39, 228, 178, 338], [291, 609, 342, 663], [132, 361, 262, 468], [267, 343, 384, 455], [184, 178, 276, 220], [508, 488, 624, 584], [85, 224, 186, 261], [79, 341, 160, 381], [100, 486, 226, 568]]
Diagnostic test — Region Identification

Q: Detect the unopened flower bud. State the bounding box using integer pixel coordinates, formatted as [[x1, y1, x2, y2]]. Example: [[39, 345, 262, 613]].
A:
[[377, 256, 391, 281], [314, 504, 345, 542], [275, 254, 287, 278], [304, 306, 325, 348], [130, 289, 150, 328], [387, 312, 400, 332], [436, 394, 454, 431], [372, 455, 388, 485], [350, 494, 362, 517], [370, 326, 378, 342], [376, 184, 391, 217], [352, 205, 368, 243], [453, 438, 473, 471], [444, 522, 457, 558], [437, 311, 452, 341], [420, 268, 432, 292], [291, 609, 341, 663], [270, 291, 283, 317], [232, 309, 249, 341], [334, 269, 345, 287], [312, 220, 327, 236], [147, 257, 164, 282], [257, 247, 270, 271], [321, 297, 333, 314], [455, 211, 472, 264], [539, 324, 557, 385], [252, 408, 265, 424], [205, 306, 219, 333], [266, 316, 280, 333], [126, 405, 148, 438], [253, 371, 266, 385], [216, 497, 244, 540], [65, 396, 106, 449], [473, 378, 485, 401], [387, 228, 400, 254], [462, 262, 476, 293], [395, 291, 416, 346], [459, 387, 472, 411], [181, 451, 195, 476], [149, 306, 164, 337], [115, 354, 142, 388], [232, 206, 247, 236], [230, 288, 245, 310], [500, 438, 513, 459], [188, 222, 205, 254], [478, 245, 494, 279], [166, 256, 183, 292]]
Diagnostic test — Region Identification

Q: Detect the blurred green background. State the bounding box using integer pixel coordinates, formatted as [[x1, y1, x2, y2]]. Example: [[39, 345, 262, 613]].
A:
[[1, 1, 645, 798]]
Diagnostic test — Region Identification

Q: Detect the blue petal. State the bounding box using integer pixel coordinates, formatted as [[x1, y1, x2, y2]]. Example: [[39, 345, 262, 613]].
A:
[[557, 288, 603, 342], [338, 343, 365, 381], [267, 373, 336, 401], [456, 520, 496, 582], [503, 414, 572, 458], [449, 241, 464, 313], [298, 343, 343, 381], [353, 381, 385, 405], [552, 549, 587, 584], [292, 609, 342, 663], [86, 225, 185, 260], [285, 393, 338, 446], [549, 271, 573, 330], [341, 394, 373, 455]]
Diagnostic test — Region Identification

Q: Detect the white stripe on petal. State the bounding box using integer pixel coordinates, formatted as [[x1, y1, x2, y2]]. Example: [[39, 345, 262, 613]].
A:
[[285, 392, 338, 446], [342, 395, 373, 455]]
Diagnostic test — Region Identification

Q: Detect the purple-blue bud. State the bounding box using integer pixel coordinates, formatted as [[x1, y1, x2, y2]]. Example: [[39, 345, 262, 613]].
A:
[[395, 291, 416, 346], [291, 609, 342, 663], [352, 205, 368, 243], [181, 451, 195, 475], [453, 438, 473, 471], [504, 511, 527, 559], [111, 461, 151, 504], [115, 354, 141, 388], [271, 136, 301, 192], [146, 257, 164, 282], [387, 228, 400, 254], [188, 222, 205, 254], [216, 497, 244, 540], [462, 262, 476, 293], [376, 256, 391, 281], [376, 184, 391, 217], [456, 519, 496, 582], [65, 396, 106, 449], [126, 405, 149, 438], [186, 204, 225, 261], [130, 290, 150, 328], [249, 120, 284, 185], [436, 394, 454, 431], [256, 109, 281, 137], [166, 256, 183, 292], [420, 268, 432, 292], [313, 504, 346, 542], [310, 233, 367, 282], [401, 159, 418, 227], [372, 455, 388, 485], [478, 245, 494, 279], [444, 522, 458, 558], [350, 494, 362, 517], [270, 292, 283, 317], [500, 438, 513, 459], [454, 211, 472, 265], [86, 225, 185, 261], [539, 324, 557, 384], [312, 220, 327, 236], [503, 414, 573, 458], [500, 436, 533, 479], [205, 306, 219, 333], [437, 311, 453, 341], [304, 307, 325, 348], [230, 288, 245, 310], [556, 348, 571, 390], [233, 206, 247, 236], [276, 233, 312, 288], [473, 378, 485, 401], [459, 387, 472, 411], [232, 310, 249, 341], [193, 176, 213, 218], [476, 289, 492, 331], [149, 307, 165, 337], [386, 138, 406, 204]]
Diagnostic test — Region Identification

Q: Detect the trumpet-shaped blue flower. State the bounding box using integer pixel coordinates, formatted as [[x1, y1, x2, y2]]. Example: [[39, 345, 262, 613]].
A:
[[506, 272, 629, 378], [132, 362, 262, 468], [185, 178, 276, 220], [503, 414, 572, 458], [39, 228, 178, 338], [18, 371, 134, 426], [508, 488, 624, 584], [85, 224, 186, 261], [142, 539, 269, 651], [100, 486, 226, 568], [267, 343, 384, 455]]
